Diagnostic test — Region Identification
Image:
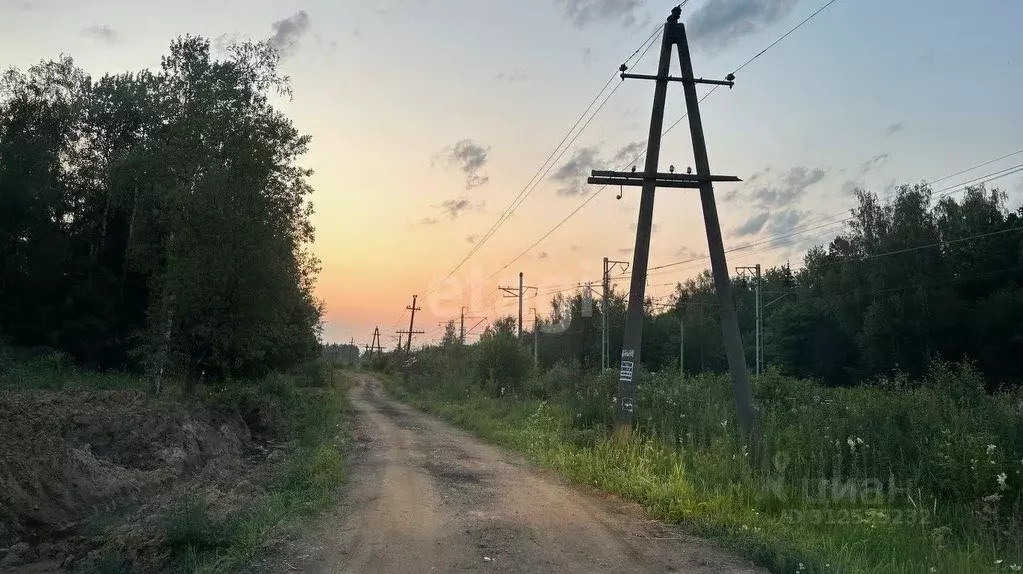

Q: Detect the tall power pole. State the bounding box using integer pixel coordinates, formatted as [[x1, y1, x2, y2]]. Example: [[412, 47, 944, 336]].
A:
[[499, 274, 536, 341], [460, 306, 486, 345], [602, 257, 629, 370], [587, 6, 757, 438], [404, 295, 422, 353], [365, 327, 383, 357], [737, 264, 762, 376], [531, 308, 539, 367]]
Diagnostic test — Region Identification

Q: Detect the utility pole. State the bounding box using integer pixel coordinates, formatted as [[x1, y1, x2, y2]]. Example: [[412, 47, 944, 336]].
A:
[[365, 327, 383, 358], [459, 307, 486, 345], [679, 317, 684, 375], [602, 257, 629, 370], [737, 264, 762, 377], [405, 295, 422, 353], [530, 308, 539, 367], [499, 274, 536, 342], [587, 6, 757, 439]]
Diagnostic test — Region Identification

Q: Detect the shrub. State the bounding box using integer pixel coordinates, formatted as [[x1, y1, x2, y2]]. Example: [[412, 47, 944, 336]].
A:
[[472, 331, 531, 396]]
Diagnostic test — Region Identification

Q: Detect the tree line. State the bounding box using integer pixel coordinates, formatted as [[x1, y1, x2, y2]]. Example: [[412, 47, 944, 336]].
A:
[[478, 183, 1023, 387], [0, 37, 322, 390]]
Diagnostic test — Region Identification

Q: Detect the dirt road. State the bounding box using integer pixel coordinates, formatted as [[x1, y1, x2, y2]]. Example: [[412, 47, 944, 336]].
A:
[[267, 374, 762, 573]]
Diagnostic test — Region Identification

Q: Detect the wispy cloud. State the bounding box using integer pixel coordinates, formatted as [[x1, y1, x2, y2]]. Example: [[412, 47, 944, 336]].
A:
[[733, 212, 771, 237], [538, 252, 549, 259], [629, 222, 660, 234], [556, 0, 645, 28], [495, 70, 530, 83], [433, 139, 491, 190], [82, 25, 119, 44], [269, 11, 311, 57], [885, 121, 904, 136], [841, 152, 891, 194], [726, 165, 827, 208], [438, 198, 480, 219], [551, 140, 643, 196], [419, 217, 439, 226], [675, 246, 707, 260], [688, 0, 802, 53], [726, 165, 825, 239], [467, 234, 478, 244], [551, 147, 601, 196]]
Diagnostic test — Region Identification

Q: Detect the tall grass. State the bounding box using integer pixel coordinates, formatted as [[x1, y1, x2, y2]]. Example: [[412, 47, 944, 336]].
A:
[[164, 370, 350, 572], [388, 353, 1023, 573]]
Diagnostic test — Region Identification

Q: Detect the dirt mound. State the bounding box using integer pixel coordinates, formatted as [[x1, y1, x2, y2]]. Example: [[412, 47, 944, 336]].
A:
[[0, 389, 264, 569]]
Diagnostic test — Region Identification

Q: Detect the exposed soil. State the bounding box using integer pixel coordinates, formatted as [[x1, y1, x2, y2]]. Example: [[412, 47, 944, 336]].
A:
[[0, 388, 278, 572], [266, 374, 764, 573]]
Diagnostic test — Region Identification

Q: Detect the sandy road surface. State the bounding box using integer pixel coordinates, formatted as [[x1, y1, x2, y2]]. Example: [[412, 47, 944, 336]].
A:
[[264, 374, 763, 573]]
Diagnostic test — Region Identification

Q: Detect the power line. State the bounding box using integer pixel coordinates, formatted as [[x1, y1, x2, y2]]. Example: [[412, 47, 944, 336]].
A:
[[637, 158, 1023, 278], [459, 2, 843, 297], [420, 24, 664, 300], [730, 0, 841, 75]]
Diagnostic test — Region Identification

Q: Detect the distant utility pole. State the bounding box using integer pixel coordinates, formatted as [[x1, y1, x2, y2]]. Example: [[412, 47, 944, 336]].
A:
[[459, 306, 486, 345], [403, 295, 423, 354], [737, 265, 762, 376], [587, 6, 757, 438], [365, 327, 383, 357], [679, 317, 684, 375], [602, 257, 630, 370], [531, 308, 539, 367], [499, 273, 537, 341]]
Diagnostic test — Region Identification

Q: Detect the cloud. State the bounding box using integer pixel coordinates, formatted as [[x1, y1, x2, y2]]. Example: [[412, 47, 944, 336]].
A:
[[629, 222, 659, 234], [495, 70, 529, 83], [675, 246, 706, 260], [841, 153, 891, 194], [861, 153, 890, 173], [433, 194, 476, 216], [556, 0, 645, 28], [612, 140, 645, 166], [82, 25, 119, 44], [551, 146, 601, 196], [582, 47, 595, 64], [728, 166, 826, 207], [570, 244, 583, 251], [269, 11, 311, 56], [538, 252, 549, 259], [551, 140, 644, 196], [467, 234, 478, 244], [766, 208, 805, 235], [884, 122, 904, 136], [434, 139, 490, 190], [617, 247, 633, 255], [688, 0, 801, 53], [733, 212, 771, 237], [419, 217, 439, 226]]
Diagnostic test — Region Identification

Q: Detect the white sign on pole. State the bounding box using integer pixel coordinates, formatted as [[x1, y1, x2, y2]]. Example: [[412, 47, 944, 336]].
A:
[[582, 282, 593, 317]]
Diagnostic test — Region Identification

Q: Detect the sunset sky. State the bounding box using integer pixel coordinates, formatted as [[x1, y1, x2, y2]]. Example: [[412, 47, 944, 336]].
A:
[[3, 0, 1022, 348]]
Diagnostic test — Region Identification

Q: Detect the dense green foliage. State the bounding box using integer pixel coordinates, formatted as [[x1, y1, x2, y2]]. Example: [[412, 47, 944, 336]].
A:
[[0, 38, 321, 386], [388, 347, 1023, 572], [530, 184, 1023, 387]]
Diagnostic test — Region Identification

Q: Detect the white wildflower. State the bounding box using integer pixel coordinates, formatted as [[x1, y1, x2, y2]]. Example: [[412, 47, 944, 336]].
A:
[[1009, 564, 1020, 571], [847, 437, 856, 452], [987, 444, 996, 455], [856, 437, 864, 445], [997, 472, 1008, 491]]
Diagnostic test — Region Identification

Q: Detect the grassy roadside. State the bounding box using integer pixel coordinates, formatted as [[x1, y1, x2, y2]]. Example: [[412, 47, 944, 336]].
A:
[[381, 373, 1023, 574], [160, 371, 351, 573], [0, 347, 353, 573]]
